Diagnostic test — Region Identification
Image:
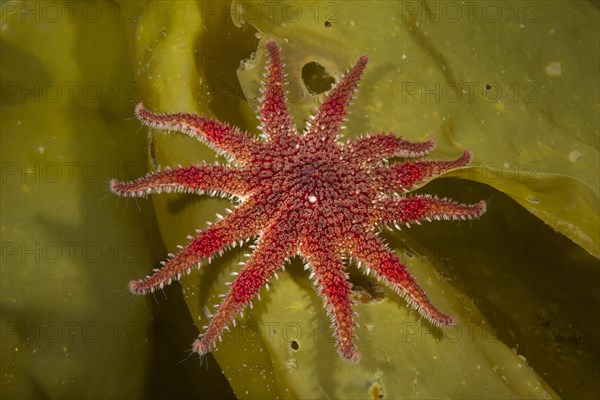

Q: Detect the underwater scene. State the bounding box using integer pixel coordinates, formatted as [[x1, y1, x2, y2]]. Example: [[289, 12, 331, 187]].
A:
[[1, 1, 599, 399]]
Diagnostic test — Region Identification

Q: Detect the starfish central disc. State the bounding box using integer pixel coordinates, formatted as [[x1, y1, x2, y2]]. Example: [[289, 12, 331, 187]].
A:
[[111, 39, 486, 362], [252, 136, 373, 218]]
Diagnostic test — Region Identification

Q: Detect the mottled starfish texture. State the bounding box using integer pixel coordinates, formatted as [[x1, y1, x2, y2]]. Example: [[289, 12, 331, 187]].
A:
[[111, 40, 486, 362]]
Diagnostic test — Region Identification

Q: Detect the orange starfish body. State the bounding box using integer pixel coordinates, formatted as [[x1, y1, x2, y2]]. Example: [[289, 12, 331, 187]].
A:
[[111, 40, 486, 362]]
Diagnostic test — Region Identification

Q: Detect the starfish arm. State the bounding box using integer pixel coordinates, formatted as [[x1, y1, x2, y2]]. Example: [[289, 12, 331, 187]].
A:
[[258, 40, 296, 139], [345, 134, 435, 164], [192, 210, 298, 356], [374, 150, 472, 192], [346, 232, 455, 327], [110, 164, 249, 198], [135, 103, 258, 162], [303, 245, 360, 362], [128, 198, 266, 295], [372, 195, 487, 227], [306, 55, 368, 140]]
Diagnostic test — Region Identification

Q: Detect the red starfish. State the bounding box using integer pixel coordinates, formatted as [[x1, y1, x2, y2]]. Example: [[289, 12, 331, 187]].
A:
[[111, 40, 486, 362]]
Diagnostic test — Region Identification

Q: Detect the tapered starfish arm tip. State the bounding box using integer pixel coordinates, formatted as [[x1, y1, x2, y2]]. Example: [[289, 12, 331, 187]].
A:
[[192, 337, 210, 356], [110, 165, 250, 198], [134, 102, 258, 162], [109, 178, 125, 195], [375, 148, 475, 193], [478, 200, 487, 213], [260, 39, 295, 139], [304, 243, 361, 362], [129, 279, 147, 295], [460, 149, 473, 163], [265, 38, 279, 52], [134, 102, 146, 118], [374, 196, 487, 227], [307, 53, 368, 138], [347, 135, 437, 163]]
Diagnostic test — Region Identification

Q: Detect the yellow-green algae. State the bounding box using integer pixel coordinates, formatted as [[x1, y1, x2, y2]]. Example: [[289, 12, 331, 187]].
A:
[[128, 0, 599, 399], [1, 1, 234, 398], [1, 1, 157, 397], [3, 0, 598, 399]]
